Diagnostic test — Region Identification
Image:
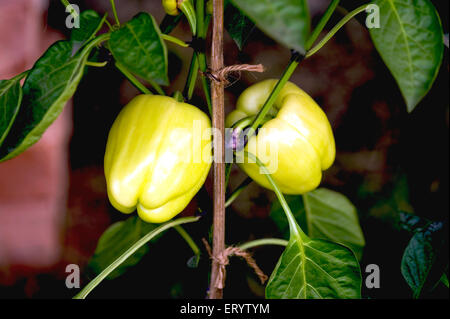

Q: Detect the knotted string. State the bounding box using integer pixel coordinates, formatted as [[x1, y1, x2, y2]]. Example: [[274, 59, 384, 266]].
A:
[[202, 238, 268, 290], [201, 64, 265, 87]]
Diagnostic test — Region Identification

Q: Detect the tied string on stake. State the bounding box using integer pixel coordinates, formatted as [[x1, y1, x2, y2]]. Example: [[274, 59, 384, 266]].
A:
[[202, 238, 268, 290], [201, 64, 265, 87]]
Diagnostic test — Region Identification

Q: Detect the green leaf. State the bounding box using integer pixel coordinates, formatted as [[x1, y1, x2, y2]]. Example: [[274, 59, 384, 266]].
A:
[[370, 0, 444, 112], [109, 12, 169, 86], [401, 221, 448, 298], [224, 0, 255, 50], [231, 0, 310, 54], [0, 75, 24, 147], [271, 188, 365, 260], [266, 223, 361, 299], [70, 10, 103, 47], [440, 273, 449, 288], [0, 37, 101, 162], [88, 216, 160, 280]]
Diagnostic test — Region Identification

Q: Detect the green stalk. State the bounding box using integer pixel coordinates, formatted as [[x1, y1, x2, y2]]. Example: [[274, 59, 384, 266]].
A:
[[239, 238, 288, 251], [245, 152, 301, 237], [74, 216, 200, 299], [196, 0, 212, 115], [174, 225, 200, 258], [180, 0, 197, 36], [109, 0, 120, 26], [225, 178, 253, 208], [85, 61, 108, 67], [184, 51, 199, 100], [306, 4, 370, 58], [60, 0, 78, 18], [161, 34, 189, 47], [115, 62, 152, 95], [248, 55, 301, 134], [305, 0, 340, 50]]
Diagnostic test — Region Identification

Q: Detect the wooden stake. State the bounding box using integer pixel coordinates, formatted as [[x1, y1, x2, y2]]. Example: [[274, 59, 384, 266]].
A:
[[209, 0, 225, 299]]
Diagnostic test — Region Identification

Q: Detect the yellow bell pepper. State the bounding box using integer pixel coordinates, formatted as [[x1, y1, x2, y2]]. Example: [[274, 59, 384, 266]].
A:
[[226, 79, 336, 194], [105, 95, 212, 223], [162, 0, 179, 16]]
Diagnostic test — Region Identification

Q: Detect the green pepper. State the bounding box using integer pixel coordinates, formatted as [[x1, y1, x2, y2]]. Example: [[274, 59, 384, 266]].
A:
[[105, 95, 212, 223], [226, 79, 336, 194]]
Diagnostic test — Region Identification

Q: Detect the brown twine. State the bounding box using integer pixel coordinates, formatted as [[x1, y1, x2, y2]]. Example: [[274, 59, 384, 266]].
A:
[[201, 64, 265, 87], [202, 238, 268, 290]]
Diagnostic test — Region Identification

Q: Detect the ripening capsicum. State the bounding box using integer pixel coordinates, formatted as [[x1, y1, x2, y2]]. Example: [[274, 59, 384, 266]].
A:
[[226, 79, 336, 194], [105, 95, 212, 223]]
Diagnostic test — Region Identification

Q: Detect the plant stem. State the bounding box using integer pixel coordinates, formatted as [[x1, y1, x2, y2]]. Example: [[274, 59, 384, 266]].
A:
[[305, 0, 340, 50], [198, 52, 213, 115], [161, 34, 189, 47], [148, 79, 166, 96], [245, 152, 301, 237], [109, 0, 120, 26], [184, 51, 199, 100], [73, 217, 200, 299], [239, 238, 288, 251], [85, 61, 108, 67], [174, 225, 200, 257], [248, 54, 302, 134], [225, 178, 252, 208], [209, 0, 225, 300], [180, 0, 198, 35], [306, 4, 370, 58], [115, 62, 152, 95], [196, 0, 213, 115], [60, 0, 78, 18]]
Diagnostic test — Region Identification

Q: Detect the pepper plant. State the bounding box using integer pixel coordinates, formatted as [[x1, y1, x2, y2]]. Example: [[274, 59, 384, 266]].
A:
[[0, 0, 447, 299]]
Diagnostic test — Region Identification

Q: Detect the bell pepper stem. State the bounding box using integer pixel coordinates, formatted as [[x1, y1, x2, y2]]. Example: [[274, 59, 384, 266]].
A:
[[179, 0, 197, 36], [238, 238, 289, 251], [184, 51, 199, 100], [306, 4, 370, 58], [109, 0, 120, 26], [248, 53, 303, 134], [60, 0, 78, 19], [244, 152, 303, 238], [305, 0, 340, 50], [115, 62, 152, 95], [73, 216, 201, 299], [160, 13, 183, 34], [161, 34, 189, 47], [174, 225, 201, 260], [85, 61, 108, 67], [225, 177, 253, 208]]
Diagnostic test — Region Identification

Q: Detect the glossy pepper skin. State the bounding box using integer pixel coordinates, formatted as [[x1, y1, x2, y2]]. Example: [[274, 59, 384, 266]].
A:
[[105, 95, 212, 223], [226, 80, 336, 194]]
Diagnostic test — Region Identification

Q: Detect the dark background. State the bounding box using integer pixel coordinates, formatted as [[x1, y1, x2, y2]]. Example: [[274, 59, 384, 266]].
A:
[[0, 0, 448, 299]]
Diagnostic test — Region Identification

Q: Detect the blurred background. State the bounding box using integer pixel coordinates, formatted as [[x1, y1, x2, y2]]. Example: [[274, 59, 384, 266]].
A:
[[0, 0, 448, 299]]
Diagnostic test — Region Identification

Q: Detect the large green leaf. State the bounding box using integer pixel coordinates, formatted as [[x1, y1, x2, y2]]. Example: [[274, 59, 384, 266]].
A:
[[401, 221, 448, 298], [88, 216, 161, 280], [0, 75, 24, 147], [370, 0, 444, 112], [231, 0, 310, 54], [271, 188, 365, 259], [0, 38, 99, 162], [71, 10, 103, 47], [266, 223, 361, 299], [224, 0, 255, 50], [109, 13, 169, 86]]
